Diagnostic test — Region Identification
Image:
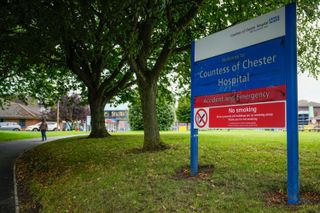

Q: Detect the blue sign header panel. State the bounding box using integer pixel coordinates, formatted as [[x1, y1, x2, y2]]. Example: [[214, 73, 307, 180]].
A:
[[192, 6, 286, 98], [192, 38, 286, 97]]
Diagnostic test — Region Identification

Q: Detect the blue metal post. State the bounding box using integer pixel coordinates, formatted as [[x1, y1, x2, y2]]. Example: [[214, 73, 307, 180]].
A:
[[190, 41, 198, 176], [285, 3, 299, 204], [190, 128, 198, 176]]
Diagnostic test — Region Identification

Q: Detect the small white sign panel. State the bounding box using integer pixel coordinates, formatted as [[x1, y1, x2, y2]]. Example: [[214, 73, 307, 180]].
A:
[[195, 7, 285, 62], [194, 108, 209, 129]]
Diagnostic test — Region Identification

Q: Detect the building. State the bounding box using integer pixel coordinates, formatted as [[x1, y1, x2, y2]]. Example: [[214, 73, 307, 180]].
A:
[[0, 102, 42, 129], [104, 103, 130, 132], [298, 100, 320, 128], [298, 100, 320, 117]]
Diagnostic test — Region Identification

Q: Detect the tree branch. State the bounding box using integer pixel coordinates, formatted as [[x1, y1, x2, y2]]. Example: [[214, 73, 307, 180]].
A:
[[166, 7, 174, 30], [99, 56, 127, 94], [104, 70, 134, 100], [137, 20, 154, 66], [150, 0, 204, 80], [151, 40, 173, 81], [127, 55, 147, 83], [175, 0, 204, 31], [65, 42, 94, 90], [173, 44, 191, 53]]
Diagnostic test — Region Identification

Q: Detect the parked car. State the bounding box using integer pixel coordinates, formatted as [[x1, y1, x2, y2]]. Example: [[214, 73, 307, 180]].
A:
[[0, 122, 21, 131], [26, 122, 58, 131]]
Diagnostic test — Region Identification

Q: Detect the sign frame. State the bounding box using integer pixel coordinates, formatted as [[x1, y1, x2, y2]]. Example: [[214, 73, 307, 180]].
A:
[[190, 3, 299, 204]]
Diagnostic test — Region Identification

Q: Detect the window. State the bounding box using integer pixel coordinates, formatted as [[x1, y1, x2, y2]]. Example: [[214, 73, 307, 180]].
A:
[[19, 119, 26, 128], [298, 113, 309, 126]]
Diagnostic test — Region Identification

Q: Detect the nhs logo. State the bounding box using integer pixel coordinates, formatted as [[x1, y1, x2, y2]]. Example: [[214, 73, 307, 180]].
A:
[[269, 15, 280, 24]]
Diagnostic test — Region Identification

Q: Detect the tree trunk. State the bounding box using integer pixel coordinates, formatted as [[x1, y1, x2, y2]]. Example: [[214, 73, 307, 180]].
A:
[[88, 90, 110, 138], [138, 78, 167, 151]]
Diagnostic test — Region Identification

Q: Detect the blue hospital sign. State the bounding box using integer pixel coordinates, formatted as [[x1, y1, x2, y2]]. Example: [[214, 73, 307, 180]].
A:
[[190, 4, 299, 204], [192, 6, 290, 129]]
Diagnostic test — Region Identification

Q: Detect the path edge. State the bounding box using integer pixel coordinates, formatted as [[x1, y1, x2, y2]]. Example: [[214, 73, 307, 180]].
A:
[[13, 157, 19, 213], [12, 134, 88, 213]]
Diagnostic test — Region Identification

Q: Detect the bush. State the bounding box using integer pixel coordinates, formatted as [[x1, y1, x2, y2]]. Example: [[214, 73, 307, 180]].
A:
[[176, 95, 191, 123], [128, 104, 144, 130], [129, 103, 175, 131]]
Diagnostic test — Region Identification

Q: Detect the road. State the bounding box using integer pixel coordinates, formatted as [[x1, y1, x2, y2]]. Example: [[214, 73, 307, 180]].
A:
[[0, 135, 84, 213]]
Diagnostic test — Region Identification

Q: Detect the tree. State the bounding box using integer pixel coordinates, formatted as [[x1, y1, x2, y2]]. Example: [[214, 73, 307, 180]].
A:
[[157, 105, 175, 131], [0, 64, 77, 107], [129, 97, 175, 131], [128, 103, 144, 131], [119, 0, 320, 151], [128, 87, 175, 131], [0, 4, 74, 106], [297, 1, 320, 77], [176, 95, 191, 124], [0, 1, 134, 138], [108, 0, 204, 150], [110, 0, 280, 150], [47, 94, 90, 126]]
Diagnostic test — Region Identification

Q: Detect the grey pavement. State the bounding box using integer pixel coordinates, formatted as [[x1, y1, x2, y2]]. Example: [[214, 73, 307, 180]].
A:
[[0, 135, 85, 213]]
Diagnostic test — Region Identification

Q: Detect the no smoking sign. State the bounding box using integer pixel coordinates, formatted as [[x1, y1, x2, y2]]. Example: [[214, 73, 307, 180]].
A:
[[194, 108, 209, 129]]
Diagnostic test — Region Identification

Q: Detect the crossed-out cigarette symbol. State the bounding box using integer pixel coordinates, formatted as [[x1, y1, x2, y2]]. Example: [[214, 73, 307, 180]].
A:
[[195, 109, 208, 128]]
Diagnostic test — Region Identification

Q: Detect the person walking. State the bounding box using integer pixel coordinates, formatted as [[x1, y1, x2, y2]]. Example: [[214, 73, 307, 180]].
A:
[[39, 119, 48, 141]]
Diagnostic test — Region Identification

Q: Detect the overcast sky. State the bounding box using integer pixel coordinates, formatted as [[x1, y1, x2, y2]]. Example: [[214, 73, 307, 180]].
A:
[[298, 72, 320, 102]]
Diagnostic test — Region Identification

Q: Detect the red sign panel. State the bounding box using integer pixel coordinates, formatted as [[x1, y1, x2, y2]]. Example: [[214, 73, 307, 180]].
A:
[[208, 101, 285, 128], [194, 85, 286, 108]]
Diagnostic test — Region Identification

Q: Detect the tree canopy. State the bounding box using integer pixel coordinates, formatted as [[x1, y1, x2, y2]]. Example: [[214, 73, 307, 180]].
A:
[[0, 1, 135, 137], [297, 1, 320, 77]]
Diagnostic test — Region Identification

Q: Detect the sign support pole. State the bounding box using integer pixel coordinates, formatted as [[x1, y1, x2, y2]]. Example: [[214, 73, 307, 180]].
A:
[[190, 41, 198, 176], [285, 3, 299, 204], [190, 128, 198, 176]]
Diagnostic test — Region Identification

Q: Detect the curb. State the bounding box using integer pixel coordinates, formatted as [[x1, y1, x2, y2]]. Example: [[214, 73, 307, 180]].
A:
[[13, 145, 35, 213], [13, 159, 19, 213], [13, 142, 41, 213]]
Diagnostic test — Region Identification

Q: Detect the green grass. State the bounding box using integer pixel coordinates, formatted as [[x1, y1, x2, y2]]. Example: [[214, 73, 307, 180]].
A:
[[0, 130, 88, 142], [17, 130, 320, 213]]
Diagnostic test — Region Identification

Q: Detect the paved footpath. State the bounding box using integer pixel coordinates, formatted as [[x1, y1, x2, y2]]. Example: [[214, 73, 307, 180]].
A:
[[0, 135, 84, 213]]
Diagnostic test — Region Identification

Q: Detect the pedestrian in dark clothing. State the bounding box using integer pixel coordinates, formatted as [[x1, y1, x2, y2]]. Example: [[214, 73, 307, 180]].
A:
[[40, 119, 48, 141]]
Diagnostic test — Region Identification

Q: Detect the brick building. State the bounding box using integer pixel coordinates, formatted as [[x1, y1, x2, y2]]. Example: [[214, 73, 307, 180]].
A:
[[0, 102, 42, 130]]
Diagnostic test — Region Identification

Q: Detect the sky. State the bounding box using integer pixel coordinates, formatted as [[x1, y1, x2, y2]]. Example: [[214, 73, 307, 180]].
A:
[[298, 72, 320, 102]]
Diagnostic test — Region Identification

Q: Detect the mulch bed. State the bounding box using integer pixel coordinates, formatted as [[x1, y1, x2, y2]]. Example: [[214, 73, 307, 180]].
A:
[[173, 164, 214, 180], [264, 191, 320, 207]]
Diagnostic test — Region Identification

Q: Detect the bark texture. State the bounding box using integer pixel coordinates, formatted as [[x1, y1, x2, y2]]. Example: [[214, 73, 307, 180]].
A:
[[138, 78, 167, 150], [88, 89, 110, 138]]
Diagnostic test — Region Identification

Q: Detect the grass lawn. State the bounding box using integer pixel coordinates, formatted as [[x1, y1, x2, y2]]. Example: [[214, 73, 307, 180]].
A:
[[16, 130, 320, 213], [0, 130, 89, 143]]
